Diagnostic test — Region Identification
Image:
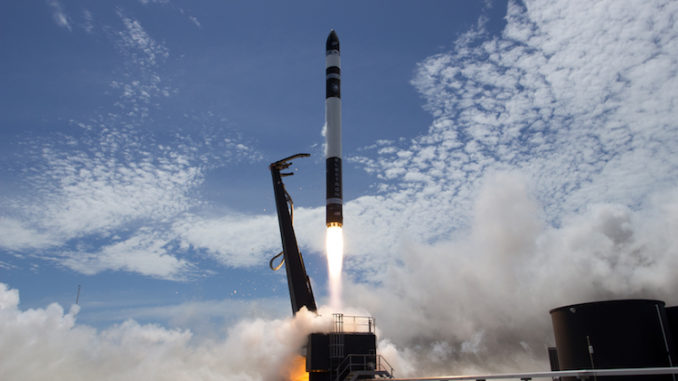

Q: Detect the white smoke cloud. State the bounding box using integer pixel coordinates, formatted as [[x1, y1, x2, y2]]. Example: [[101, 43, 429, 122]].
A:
[[343, 173, 678, 376], [0, 283, 335, 381]]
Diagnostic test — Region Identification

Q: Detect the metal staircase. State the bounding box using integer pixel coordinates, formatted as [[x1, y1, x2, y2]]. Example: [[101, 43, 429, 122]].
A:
[[328, 313, 394, 380], [335, 353, 394, 380]]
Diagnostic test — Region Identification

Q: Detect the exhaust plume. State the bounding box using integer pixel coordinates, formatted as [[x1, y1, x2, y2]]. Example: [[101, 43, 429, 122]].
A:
[[325, 226, 344, 310]]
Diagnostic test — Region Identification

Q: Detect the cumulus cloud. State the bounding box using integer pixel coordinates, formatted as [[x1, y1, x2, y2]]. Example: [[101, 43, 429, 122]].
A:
[[0, 283, 334, 381]]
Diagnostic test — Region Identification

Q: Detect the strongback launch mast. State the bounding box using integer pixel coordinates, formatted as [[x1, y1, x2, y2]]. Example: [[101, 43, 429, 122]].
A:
[[269, 153, 317, 315]]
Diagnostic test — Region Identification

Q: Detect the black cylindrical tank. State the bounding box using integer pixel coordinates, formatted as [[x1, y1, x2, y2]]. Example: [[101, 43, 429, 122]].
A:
[[667, 307, 678, 328], [550, 299, 676, 381], [667, 306, 678, 354]]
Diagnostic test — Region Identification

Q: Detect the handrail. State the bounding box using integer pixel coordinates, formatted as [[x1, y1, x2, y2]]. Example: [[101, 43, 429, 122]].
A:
[[379, 366, 678, 380], [332, 313, 376, 334], [336, 354, 394, 380]]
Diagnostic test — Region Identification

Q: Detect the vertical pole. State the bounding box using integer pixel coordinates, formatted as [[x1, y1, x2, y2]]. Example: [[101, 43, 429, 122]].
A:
[[656, 304, 677, 381]]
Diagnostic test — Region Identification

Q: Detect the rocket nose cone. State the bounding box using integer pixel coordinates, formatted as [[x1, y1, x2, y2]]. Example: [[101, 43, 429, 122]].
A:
[[326, 30, 339, 52]]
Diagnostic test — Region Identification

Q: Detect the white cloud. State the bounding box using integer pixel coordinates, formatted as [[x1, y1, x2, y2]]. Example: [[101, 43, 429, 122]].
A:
[[0, 217, 57, 251], [174, 206, 326, 268], [82, 9, 94, 34], [0, 129, 215, 277], [0, 9, 263, 279], [2, 127, 221, 281], [138, 0, 170, 4], [59, 229, 193, 280], [117, 15, 169, 67], [81, 296, 291, 338], [174, 213, 280, 268], [111, 13, 174, 120], [188, 16, 201, 28], [46, 0, 71, 31], [33, 146, 202, 239]]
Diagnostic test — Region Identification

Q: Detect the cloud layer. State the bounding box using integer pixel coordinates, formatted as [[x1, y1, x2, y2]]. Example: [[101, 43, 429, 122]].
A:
[[1, 9, 258, 279]]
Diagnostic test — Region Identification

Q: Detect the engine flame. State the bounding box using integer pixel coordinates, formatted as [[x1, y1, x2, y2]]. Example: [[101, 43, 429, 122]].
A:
[[286, 355, 308, 381], [325, 226, 344, 310]]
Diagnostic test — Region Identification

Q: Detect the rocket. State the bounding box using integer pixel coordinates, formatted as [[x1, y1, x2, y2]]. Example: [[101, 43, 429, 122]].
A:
[[325, 30, 342, 228]]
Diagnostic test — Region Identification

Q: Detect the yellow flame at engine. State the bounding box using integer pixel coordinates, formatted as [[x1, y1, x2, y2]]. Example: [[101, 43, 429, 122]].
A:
[[325, 226, 343, 310], [286, 355, 308, 381]]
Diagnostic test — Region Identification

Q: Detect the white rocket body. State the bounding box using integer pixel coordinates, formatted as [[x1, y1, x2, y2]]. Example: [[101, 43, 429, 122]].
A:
[[325, 30, 342, 227]]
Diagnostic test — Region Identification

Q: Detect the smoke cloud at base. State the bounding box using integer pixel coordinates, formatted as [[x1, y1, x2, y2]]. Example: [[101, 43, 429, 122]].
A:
[[344, 173, 678, 376], [0, 285, 335, 381]]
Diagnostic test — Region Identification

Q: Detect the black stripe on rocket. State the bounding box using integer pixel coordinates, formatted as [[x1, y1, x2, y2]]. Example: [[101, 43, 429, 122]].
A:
[[326, 157, 342, 226], [326, 67, 341, 99]]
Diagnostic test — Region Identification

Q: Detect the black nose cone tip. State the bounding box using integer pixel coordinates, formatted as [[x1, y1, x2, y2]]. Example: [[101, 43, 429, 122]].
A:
[[326, 29, 340, 52]]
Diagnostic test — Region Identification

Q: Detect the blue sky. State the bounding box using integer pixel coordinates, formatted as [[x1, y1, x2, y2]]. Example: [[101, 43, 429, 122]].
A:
[[2, 0, 678, 379], [1, 0, 503, 322]]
